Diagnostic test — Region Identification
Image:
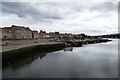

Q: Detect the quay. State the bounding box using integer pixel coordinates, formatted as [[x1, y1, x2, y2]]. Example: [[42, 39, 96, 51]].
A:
[[2, 39, 65, 59]]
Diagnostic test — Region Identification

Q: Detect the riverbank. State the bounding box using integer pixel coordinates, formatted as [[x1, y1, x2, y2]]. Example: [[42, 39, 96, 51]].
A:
[[2, 38, 112, 59], [65, 38, 112, 47]]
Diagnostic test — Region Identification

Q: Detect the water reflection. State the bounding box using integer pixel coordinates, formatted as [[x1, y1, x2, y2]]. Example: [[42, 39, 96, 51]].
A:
[[2, 48, 63, 68], [2, 39, 118, 78]]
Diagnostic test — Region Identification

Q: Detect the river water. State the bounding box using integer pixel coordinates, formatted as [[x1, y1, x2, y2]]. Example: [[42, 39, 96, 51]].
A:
[[2, 39, 118, 78]]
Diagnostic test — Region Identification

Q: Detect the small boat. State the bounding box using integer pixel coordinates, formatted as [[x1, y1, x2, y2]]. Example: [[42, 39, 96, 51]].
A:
[[64, 47, 73, 51]]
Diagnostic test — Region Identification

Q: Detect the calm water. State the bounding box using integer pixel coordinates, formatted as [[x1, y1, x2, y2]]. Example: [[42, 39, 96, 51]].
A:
[[2, 39, 118, 78]]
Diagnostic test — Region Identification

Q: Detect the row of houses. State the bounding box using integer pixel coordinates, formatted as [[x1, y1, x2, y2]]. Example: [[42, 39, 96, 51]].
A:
[[0, 25, 60, 40]]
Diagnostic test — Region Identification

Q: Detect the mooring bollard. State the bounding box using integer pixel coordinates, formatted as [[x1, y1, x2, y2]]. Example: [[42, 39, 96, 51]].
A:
[[5, 41, 8, 46]]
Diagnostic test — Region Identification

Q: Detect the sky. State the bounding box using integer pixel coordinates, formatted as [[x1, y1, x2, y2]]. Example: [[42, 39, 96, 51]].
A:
[[0, 0, 119, 35]]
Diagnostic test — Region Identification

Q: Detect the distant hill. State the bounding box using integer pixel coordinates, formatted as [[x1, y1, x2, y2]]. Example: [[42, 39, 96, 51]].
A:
[[102, 33, 120, 38]]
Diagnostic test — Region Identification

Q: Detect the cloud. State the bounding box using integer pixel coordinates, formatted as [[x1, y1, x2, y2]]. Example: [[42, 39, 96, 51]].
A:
[[90, 2, 117, 12], [71, 2, 117, 12], [1, 0, 119, 2], [1, 1, 118, 35], [2, 2, 63, 20]]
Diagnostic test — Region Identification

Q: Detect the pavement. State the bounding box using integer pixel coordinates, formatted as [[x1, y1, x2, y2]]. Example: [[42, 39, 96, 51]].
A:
[[1, 39, 54, 52]]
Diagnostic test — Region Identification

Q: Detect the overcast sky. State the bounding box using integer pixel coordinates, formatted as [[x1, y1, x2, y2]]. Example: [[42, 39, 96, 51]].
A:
[[0, 0, 119, 35]]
